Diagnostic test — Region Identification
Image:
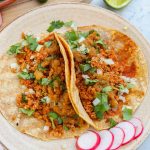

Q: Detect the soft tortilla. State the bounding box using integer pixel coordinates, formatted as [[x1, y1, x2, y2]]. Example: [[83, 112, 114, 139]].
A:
[[57, 25, 148, 130], [0, 33, 89, 140]]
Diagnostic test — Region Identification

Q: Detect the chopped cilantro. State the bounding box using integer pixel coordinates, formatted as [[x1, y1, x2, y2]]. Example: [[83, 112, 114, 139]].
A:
[[109, 118, 117, 128], [65, 30, 78, 42], [48, 112, 63, 128], [94, 92, 110, 119], [48, 112, 58, 119], [118, 84, 125, 91], [123, 107, 132, 120], [47, 20, 64, 32], [78, 31, 89, 38], [64, 21, 75, 27], [94, 103, 110, 119], [102, 86, 113, 93], [96, 39, 107, 49], [44, 41, 52, 48], [57, 117, 63, 125], [79, 64, 91, 72], [19, 108, 34, 116], [25, 35, 38, 51], [18, 71, 35, 80], [84, 78, 98, 86], [96, 92, 108, 103], [63, 125, 69, 131], [22, 94, 27, 102], [39, 78, 50, 86], [127, 83, 135, 89], [37, 64, 47, 71], [7, 43, 22, 55], [89, 67, 97, 73]]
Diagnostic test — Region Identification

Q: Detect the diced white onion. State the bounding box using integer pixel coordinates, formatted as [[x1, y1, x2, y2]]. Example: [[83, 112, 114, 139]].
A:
[[43, 126, 49, 131], [119, 95, 126, 102], [10, 63, 19, 71], [97, 69, 103, 75], [120, 76, 136, 85], [41, 96, 51, 104], [82, 74, 90, 79], [101, 58, 114, 65], [30, 55, 35, 60], [78, 36, 85, 43], [36, 44, 43, 52], [77, 44, 89, 53], [92, 98, 100, 106]]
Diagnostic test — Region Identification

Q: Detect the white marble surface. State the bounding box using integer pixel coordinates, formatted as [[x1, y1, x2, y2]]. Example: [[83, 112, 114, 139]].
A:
[[90, 0, 150, 149]]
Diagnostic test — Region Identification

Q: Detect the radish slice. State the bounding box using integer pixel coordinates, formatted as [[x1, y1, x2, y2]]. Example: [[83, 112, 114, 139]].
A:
[[129, 118, 144, 139], [109, 127, 125, 150], [96, 130, 114, 150], [116, 121, 136, 145], [0, 12, 2, 27], [76, 130, 100, 150]]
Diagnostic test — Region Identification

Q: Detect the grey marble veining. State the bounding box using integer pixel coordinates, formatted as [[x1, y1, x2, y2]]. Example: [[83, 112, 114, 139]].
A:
[[90, 0, 150, 149]]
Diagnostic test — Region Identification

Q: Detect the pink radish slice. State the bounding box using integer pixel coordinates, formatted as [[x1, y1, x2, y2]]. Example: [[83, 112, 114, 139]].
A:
[[0, 12, 2, 27], [129, 118, 144, 139], [76, 130, 101, 150], [96, 130, 114, 150], [116, 121, 136, 145], [109, 127, 125, 150]]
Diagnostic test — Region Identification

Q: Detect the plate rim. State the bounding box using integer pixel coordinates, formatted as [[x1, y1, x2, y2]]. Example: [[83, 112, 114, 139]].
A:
[[0, 2, 150, 150]]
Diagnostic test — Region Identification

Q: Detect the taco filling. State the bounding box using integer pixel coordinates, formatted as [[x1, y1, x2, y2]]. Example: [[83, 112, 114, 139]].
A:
[[6, 33, 88, 138], [60, 26, 147, 129]]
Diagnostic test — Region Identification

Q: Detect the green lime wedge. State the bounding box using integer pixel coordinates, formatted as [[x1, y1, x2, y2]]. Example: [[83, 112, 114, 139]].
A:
[[104, 0, 132, 9]]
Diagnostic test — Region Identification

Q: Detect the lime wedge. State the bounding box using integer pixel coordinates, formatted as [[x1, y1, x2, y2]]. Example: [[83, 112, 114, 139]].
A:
[[104, 0, 132, 9]]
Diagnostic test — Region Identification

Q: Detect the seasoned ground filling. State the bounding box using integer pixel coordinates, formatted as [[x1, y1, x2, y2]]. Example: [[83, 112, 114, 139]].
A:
[[9, 33, 86, 136], [65, 29, 142, 121]]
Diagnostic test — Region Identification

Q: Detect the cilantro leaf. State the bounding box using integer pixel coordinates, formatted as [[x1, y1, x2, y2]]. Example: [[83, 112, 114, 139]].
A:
[[47, 20, 64, 32], [48, 112, 58, 119], [79, 64, 91, 72], [84, 78, 98, 86], [127, 83, 135, 89], [37, 64, 47, 71], [123, 107, 132, 120], [44, 41, 52, 48], [63, 125, 69, 131], [64, 21, 75, 27], [109, 118, 117, 128], [18, 71, 35, 80], [96, 39, 107, 49], [25, 35, 38, 51], [19, 108, 35, 116], [22, 93, 27, 102], [7, 43, 22, 55], [65, 30, 79, 42], [57, 117, 63, 125], [96, 92, 108, 103], [102, 86, 113, 93], [39, 78, 50, 85], [94, 103, 110, 119]]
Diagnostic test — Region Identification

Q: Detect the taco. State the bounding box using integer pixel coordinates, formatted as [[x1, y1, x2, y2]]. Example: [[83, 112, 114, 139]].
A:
[[57, 25, 148, 130], [0, 32, 89, 140]]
